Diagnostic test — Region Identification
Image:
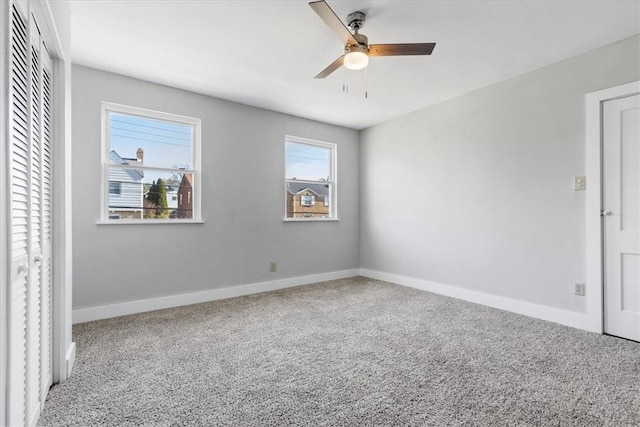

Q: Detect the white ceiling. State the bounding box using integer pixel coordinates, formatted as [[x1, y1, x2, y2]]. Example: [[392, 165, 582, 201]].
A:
[[69, 0, 640, 130]]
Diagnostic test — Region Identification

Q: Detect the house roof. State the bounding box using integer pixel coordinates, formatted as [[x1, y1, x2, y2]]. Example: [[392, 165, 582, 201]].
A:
[[287, 181, 329, 197], [180, 173, 193, 188], [110, 150, 143, 178]]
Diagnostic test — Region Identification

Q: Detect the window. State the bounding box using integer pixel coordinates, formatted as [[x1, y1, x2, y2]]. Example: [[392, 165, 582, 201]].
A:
[[101, 103, 201, 222], [285, 136, 336, 220], [109, 181, 122, 195]]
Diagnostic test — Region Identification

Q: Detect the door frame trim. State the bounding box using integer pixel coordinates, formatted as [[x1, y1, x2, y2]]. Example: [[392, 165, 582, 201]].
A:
[[585, 80, 640, 333]]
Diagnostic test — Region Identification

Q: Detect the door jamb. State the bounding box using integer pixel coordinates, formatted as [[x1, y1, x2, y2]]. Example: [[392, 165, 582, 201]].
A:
[[585, 80, 640, 334]]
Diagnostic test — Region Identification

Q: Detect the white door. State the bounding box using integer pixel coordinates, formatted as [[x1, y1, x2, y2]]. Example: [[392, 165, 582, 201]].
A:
[[9, 3, 32, 424], [8, 2, 54, 425], [603, 93, 640, 342]]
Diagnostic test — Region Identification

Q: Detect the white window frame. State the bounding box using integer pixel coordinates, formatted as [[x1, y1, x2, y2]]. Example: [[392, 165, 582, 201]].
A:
[[284, 135, 337, 221], [99, 102, 202, 224]]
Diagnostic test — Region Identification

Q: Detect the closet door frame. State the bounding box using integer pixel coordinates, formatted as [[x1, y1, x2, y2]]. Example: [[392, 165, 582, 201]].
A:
[[0, 1, 9, 423], [1, 0, 73, 425]]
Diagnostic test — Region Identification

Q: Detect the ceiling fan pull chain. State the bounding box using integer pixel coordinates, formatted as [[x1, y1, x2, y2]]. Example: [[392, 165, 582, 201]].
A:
[[342, 67, 347, 93], [365, 66, 368, 99]]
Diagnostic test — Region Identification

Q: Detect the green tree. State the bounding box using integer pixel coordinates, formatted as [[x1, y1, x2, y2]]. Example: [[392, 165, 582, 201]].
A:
[[147, 180, 159, 205], [155, 178, 169, 219], [144, 180, 157, 218]]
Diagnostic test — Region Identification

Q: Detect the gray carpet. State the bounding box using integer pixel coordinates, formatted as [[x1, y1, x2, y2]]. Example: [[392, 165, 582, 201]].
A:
[[38, 277, 640, 426]]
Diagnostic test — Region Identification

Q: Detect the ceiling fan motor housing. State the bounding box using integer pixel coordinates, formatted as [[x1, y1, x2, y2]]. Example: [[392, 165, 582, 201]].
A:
[[347, 11, 366, 32], [352, 33, 368, 48]]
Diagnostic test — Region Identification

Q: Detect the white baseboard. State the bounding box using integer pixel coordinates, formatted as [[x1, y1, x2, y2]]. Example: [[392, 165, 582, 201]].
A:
[[73, 268, 590, 331], [73, 269, 359, 324], [359, 268, 590, 331]]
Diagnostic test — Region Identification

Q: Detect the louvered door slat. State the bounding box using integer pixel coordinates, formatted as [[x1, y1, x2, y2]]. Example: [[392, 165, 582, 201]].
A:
[[11, 58, 28, 86], [11, 76, 28, 107], [12, 117, 29, 140], [12, 52, 28, 77]]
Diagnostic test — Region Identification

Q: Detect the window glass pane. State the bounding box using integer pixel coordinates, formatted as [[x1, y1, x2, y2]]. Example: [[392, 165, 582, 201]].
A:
[[286, 141, 330, 181], [109, 112, 193, 170], [107, 167, 193, 220], [108, 181, 121, 195]]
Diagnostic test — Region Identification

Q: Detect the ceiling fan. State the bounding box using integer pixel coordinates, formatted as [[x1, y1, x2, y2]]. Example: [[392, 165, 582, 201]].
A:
[[309, 0, 436, 79]]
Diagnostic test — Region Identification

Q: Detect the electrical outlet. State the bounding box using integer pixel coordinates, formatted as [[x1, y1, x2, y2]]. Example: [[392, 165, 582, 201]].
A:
[[269, 261, 277, 272], [573, 176, 586, 191], [574, 282, 585, 296]]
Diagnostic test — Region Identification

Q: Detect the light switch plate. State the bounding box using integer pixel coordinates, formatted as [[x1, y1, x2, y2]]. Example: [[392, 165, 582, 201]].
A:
[[573, 176, 586, 191]]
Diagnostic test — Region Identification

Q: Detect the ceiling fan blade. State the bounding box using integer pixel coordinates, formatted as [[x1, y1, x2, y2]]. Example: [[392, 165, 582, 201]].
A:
[[369, 43, 436, 57], [314, 55, 344, 79], [309, 1, 358, 46]]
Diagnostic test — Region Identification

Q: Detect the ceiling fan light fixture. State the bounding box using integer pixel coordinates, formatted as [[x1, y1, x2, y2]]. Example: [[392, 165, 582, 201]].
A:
[[343, 45, 369, 70]]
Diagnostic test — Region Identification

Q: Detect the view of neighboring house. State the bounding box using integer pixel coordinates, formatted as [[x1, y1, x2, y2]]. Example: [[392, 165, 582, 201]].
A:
[[166, 185, 178, 211], [286, 181, 330, 218], [177, 173, 193, 219], [108, 149, 144, 219]]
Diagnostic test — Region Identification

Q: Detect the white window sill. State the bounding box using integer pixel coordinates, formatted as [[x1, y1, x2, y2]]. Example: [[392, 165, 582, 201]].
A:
[[97, 219, 205, 225], [283, 218, 340, 222]]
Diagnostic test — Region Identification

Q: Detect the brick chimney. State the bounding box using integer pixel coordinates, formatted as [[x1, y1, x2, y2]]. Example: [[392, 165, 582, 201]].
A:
[[136, 148, 143, 163]]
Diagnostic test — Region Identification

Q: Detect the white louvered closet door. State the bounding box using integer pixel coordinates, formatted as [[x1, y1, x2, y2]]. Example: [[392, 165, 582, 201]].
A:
[[8, 1, 54, 426]]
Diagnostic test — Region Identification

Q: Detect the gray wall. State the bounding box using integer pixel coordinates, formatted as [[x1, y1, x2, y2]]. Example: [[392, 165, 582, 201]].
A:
[[72, 65, 359, 309], [360, 35, 640, 313]]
